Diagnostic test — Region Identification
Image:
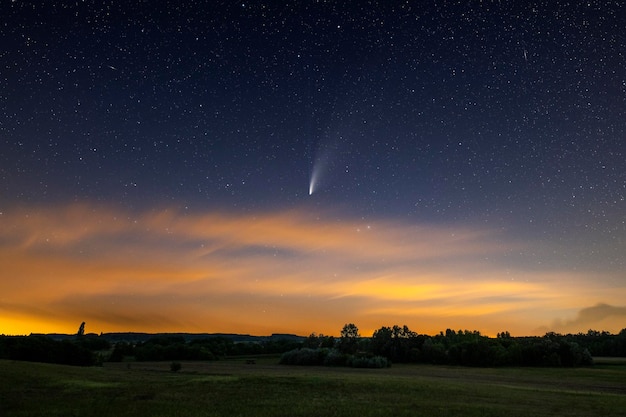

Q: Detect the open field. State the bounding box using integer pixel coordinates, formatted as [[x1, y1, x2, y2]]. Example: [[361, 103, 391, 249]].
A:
[[2, 358, 626, 417]]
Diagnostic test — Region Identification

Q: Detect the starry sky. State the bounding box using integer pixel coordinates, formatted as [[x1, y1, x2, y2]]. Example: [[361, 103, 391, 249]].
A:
[[1, 1, 625, 337]]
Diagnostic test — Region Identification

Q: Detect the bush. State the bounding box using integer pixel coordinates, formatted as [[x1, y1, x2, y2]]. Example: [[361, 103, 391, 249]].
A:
[[279, 348, 327, 366], [347, 355, 390, 368], [108, 342, 134, 362], [323, 349, 348, 366], [279, 348, 390, 368]]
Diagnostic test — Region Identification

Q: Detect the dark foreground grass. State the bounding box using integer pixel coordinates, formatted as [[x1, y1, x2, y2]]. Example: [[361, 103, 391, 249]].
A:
[[1, 358, 626, 417]]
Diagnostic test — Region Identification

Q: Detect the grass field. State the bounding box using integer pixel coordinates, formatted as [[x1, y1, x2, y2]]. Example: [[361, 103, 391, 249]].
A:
[[1, 357, 626, 416]]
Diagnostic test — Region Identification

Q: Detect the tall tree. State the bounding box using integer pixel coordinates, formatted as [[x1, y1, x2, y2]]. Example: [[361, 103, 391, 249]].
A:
[[339, 323, 360, 354], [76, 322, 86, 337], [340, 323, 360, 339]]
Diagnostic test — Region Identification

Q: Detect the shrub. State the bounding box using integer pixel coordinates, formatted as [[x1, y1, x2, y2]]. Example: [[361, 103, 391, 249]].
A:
[[279, 348, 327, 366], [323, 349, 348, 366], [347, 355, 390, 368]]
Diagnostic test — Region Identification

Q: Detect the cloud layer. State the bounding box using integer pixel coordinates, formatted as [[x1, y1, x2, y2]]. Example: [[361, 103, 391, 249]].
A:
[[1, 203, 623, 336]]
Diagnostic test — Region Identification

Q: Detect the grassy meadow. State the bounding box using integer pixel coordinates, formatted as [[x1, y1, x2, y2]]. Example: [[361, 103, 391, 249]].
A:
[[1, 357, 626, 416]]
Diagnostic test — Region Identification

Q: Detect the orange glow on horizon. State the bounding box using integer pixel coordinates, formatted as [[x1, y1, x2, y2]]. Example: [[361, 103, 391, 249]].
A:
[[1, 203, 625, 337]]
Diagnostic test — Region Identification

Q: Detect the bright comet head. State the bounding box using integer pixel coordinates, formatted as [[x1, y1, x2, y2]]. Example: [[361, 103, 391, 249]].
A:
[[309, 166, 319, 195]]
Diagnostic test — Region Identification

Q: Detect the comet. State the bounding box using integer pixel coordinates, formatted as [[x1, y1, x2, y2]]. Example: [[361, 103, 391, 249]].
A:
[[308, 135, 340, 196], [309, 164, 319, 195]]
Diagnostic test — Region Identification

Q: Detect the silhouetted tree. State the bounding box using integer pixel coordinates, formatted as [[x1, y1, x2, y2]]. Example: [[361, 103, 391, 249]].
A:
[[303, 333, 321, 349], [302, 333, 335, 349], [339, 323, 360, 354], [320, 335, 336, 348], [371, 326, 392, 356], [421, 338, 447, 364], [77, 322, 86, 337], [371, 325, 420, 362]]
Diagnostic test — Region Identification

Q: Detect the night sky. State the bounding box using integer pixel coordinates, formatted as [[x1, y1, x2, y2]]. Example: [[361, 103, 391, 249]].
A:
[[1, 1, 625, 337]]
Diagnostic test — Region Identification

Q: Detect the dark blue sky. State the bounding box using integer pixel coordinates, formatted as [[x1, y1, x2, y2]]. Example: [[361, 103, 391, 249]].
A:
[[2, 1, 624, 270]]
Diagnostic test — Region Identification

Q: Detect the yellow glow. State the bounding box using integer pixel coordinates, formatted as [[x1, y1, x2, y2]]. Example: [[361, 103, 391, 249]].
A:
[[1, 204, 624, 337]]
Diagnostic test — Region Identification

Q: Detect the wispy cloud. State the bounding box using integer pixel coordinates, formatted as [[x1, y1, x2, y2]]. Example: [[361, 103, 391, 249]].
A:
[[1, 204, 623, 336]]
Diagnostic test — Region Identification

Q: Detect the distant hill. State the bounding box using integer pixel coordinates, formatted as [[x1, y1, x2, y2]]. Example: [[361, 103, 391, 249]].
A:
[[33, 332, 305, 344]]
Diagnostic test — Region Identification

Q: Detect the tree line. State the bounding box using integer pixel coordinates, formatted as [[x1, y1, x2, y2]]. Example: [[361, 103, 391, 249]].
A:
[[0, 334, 109, 366], [0, 332, 302, 366], [2, 324, 625, 367], [282, 325, 626, 368], [108, 335, 302, 362]]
